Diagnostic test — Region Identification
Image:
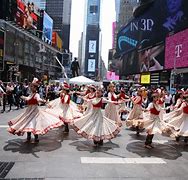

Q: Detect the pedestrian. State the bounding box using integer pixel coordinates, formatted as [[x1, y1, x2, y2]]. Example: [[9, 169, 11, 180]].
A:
[[71, 57, 80, 77], [6, 82, 14, 111], [165, 92, 172, 113], [8, 78, 64, 143], [71, 88, 121, 146]]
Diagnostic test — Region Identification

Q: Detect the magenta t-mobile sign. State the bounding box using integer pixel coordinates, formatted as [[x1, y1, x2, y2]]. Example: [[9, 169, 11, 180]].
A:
[[165, 28, 188, 69]]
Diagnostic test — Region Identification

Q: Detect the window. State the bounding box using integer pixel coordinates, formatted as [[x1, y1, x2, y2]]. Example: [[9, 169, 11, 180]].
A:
[[90, 5, 98, 14]]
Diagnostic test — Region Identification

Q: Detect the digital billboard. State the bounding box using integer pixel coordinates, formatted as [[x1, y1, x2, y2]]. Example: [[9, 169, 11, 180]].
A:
[[117, 0, 188, 56], [141, 73, 151, 84], [42, 11, 53, 42], [120, 44, 165, 76], [88, 59, 95, 72], [15, 0, 39, 30], [165, 28, 188, 69]]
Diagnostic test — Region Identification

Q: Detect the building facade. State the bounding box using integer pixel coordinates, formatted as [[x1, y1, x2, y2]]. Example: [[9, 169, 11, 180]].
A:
[[81, 0, 101, 79], [0, 20, 63, 82], [46, 0, 72, 52]]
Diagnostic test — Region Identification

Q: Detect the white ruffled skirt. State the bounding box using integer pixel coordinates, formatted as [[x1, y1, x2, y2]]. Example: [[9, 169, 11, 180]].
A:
[[8, 105, 64, 136], [45, 98, 82, 123], [71, 108, 121, 141]]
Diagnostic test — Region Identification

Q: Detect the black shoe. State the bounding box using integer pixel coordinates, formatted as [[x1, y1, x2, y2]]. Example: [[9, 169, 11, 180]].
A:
[[176, 136, 180, 142], [34, 139, 39, 144], [1, 110, 4, 113], [98, 140, 103, 146], [136, 131, 140, 136]]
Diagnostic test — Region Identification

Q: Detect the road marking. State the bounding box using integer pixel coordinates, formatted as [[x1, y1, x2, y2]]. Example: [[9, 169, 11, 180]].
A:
[[81, 157, 166, 164], [0, 125, 9, 128], [153, 140, 169, 144]]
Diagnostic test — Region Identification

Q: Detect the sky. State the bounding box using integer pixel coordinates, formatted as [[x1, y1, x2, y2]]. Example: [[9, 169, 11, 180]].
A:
[[70, 0, 116, 68]]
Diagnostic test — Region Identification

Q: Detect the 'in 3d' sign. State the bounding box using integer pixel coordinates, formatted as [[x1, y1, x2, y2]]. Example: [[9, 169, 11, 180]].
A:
[[165, 28, 188, 69], [117, 0, 188, 56]]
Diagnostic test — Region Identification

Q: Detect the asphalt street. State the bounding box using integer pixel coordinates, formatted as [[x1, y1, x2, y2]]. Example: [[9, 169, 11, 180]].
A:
[[0, 107, 188, 180]]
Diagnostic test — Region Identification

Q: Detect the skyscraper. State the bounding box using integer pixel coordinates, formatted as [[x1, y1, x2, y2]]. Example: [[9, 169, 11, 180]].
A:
[[46, 0, 72, 51], [81, 0, 101, 78], [118, 0, 138, 29]]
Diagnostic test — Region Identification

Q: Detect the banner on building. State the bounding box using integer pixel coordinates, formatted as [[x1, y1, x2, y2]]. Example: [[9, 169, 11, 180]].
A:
[[42, 11, 53, 43], [88, 59, 95, 72], [116, 0, 188, 56], [141, 73, 150, 84], [165, 28, 188, 69], [121, 44, 164, 75], [89, 40, 97, 53]]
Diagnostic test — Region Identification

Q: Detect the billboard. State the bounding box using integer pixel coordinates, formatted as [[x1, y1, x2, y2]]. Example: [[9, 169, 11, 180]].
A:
[[165, 28, 188, 69], [42, 11, 53, 42], [52, 32, 62, 50], [141, 73, 151, 84], [121, 44, 164, 76], [117, 0, 188, 56], [88, 59, 95, 72], [15, 0, 39, 30], [89, 40, 97, 53]]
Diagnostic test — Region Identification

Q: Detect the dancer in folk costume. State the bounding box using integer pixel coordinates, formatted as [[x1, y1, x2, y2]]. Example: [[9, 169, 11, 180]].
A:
[[165, 92, 188, 143], [118, 88, 130, 109], [46, 82, 83, 133], [143, 92, 166, 149], [163, 90, 184, 123], [104, 83, 122, 127], [8, 78, 64, 143], [71, 89, 121, 146], [157, 90, 166, 122], [126, 89, 144, 135], [81, 85, 96, 115], [117, 88, 131, 119]]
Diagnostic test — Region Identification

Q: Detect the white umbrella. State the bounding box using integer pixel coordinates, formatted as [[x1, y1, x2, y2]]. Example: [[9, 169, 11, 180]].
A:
[[69, 76, 101, 85]]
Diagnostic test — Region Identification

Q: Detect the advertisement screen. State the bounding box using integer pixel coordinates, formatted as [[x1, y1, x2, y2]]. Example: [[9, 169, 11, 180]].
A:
[[88, 59, 95, 72], [117, 0, 188, 56], [15, 0, 39, 30], [89, 40, 97, 53], [141, 74, 151, 84], [43, 11, 53, 42], [165, 28, 188, 69], [120, 44, 164, 76]]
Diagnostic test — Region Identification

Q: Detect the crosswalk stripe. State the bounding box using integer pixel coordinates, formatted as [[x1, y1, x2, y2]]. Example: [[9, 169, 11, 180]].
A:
[[0, 125, 9, 128], [81, 157, 166, 164]]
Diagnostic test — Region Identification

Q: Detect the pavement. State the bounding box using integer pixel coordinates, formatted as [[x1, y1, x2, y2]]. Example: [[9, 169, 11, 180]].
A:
[[0, 107, 188, 180]]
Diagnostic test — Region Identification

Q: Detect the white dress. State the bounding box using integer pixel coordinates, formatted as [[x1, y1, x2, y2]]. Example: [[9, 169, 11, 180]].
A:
[[163, 98, 183, 123], [8, 93, 64, 136], [126, 96, 143, 127], [142, 103, 166, 134], [166, 102, 188, 137], [45, 95, 83, 123], [83, 93, 95, 115], [104, 92, 122, 126], [71, 97, 121, 141]]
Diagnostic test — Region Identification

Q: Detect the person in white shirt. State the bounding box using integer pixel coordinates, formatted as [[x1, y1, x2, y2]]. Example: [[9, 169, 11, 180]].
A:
[[165, 92, 172, 113]]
